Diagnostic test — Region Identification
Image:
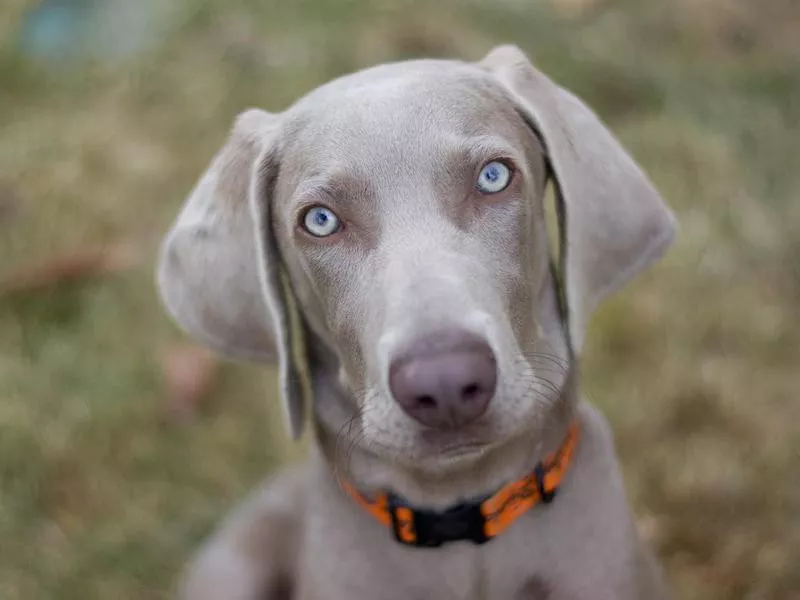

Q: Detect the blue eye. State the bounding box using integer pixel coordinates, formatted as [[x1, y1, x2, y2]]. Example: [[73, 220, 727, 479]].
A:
[[476, 161, 512, 194], [302, 206, 341, 237]]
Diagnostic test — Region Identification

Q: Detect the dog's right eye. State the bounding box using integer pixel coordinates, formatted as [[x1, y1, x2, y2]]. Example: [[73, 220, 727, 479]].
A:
[[301, 205, 341, 237]]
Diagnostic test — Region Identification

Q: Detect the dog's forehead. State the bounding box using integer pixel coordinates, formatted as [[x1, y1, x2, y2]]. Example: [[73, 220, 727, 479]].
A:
[[291, 59, 497, 115], [280, 60, 519, 167]]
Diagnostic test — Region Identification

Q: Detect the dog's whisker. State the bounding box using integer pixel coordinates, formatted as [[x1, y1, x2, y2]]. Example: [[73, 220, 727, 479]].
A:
[[532, 374, 562, 398], [523, 352, 569, 373]]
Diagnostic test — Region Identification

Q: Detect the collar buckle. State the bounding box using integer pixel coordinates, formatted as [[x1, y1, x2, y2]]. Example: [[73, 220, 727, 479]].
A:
[[534, 463, 557, 504], [387, 494, 490, 548]]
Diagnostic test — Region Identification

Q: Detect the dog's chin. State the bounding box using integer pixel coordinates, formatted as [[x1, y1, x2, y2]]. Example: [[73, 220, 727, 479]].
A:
[[357, 433, 478, 470], [417, 428, 495, 459], [352, 424, 545, 506], [362, 423, 515, 476], [351, 393, 556, 489], [372, 407, 547, 467]]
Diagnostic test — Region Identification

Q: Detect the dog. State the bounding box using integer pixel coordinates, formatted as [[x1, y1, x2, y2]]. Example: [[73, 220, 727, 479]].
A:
[[157, 45, 677, 599]]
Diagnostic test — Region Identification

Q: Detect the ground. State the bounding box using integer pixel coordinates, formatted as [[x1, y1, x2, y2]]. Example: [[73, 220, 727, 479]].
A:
[[1, 0, 798, 598]]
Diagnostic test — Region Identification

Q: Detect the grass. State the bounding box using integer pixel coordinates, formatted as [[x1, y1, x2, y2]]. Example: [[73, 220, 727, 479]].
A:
[[1, 0, 798, 598]]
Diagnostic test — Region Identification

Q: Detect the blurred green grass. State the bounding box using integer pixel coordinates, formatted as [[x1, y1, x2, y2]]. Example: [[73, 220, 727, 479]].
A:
[[1, 0, 798, 598]]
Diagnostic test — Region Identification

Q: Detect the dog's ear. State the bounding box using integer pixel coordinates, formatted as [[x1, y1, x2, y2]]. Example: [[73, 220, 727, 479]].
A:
[[479, 45, 677, 351], [157, 109, 308, 439]]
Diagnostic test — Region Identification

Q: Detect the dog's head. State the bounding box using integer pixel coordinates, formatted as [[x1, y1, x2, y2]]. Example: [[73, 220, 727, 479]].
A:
[[157, 46, 675, 494]]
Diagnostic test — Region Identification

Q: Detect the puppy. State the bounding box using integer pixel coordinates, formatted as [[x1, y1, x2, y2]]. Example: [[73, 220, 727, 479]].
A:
[[157, 45, 677, 599]]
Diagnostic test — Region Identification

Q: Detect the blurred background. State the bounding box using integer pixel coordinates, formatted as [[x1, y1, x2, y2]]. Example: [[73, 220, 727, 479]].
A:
[[1, 0, 798, 598]]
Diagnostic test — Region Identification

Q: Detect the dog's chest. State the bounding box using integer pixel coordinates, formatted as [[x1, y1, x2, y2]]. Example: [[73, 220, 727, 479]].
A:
[[297, 539, 553, 600], [298, 527, 481, 599], [298, 502, 553, 600]]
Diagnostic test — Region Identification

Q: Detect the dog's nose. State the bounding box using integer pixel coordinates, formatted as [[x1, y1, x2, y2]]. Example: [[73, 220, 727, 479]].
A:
[[388, 330, 497, 429]]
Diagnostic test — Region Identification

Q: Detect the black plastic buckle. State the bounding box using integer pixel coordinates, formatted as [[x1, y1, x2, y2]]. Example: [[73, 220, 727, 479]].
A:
[[534, 463, 557, 504], [387, 495, 490, 548]]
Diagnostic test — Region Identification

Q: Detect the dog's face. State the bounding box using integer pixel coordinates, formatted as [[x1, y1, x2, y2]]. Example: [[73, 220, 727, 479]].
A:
[[272, 62, 568, 470], [157, 46, 676, 495]]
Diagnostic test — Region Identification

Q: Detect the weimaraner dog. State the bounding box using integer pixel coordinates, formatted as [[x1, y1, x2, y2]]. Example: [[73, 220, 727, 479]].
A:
[[157, 45, 677, 599]]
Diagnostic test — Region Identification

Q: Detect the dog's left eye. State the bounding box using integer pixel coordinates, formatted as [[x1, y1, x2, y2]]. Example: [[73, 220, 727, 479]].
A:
[[476, 161, 512, 194]]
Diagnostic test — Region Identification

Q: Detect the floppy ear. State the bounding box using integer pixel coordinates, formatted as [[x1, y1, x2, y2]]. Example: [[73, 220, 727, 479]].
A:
[[479, 45, 677, 352], [156, 109, 309, 439]]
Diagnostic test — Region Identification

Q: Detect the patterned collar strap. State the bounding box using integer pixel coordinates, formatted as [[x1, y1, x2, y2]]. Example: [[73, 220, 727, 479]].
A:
[[341, 420, 580, 548]]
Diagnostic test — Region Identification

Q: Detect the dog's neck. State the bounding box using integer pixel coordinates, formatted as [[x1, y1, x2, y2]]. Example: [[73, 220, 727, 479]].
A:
[[310, 360, 579, 510]]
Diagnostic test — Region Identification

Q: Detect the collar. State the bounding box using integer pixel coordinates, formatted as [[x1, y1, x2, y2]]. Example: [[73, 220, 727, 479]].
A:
[[340, 420, 579, 548]]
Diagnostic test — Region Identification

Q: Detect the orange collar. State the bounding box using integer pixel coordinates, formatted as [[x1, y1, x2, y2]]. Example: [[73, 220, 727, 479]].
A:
[[341, 421, 579, 548]]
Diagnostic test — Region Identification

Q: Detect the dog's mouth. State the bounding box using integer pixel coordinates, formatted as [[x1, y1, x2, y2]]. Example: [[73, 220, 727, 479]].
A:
[[357, 423, 498, 467], [355, 382, 552, 468], [411, 426, 499, 463], [419, 428, 489, 452], [435, 442, 490, 461]]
